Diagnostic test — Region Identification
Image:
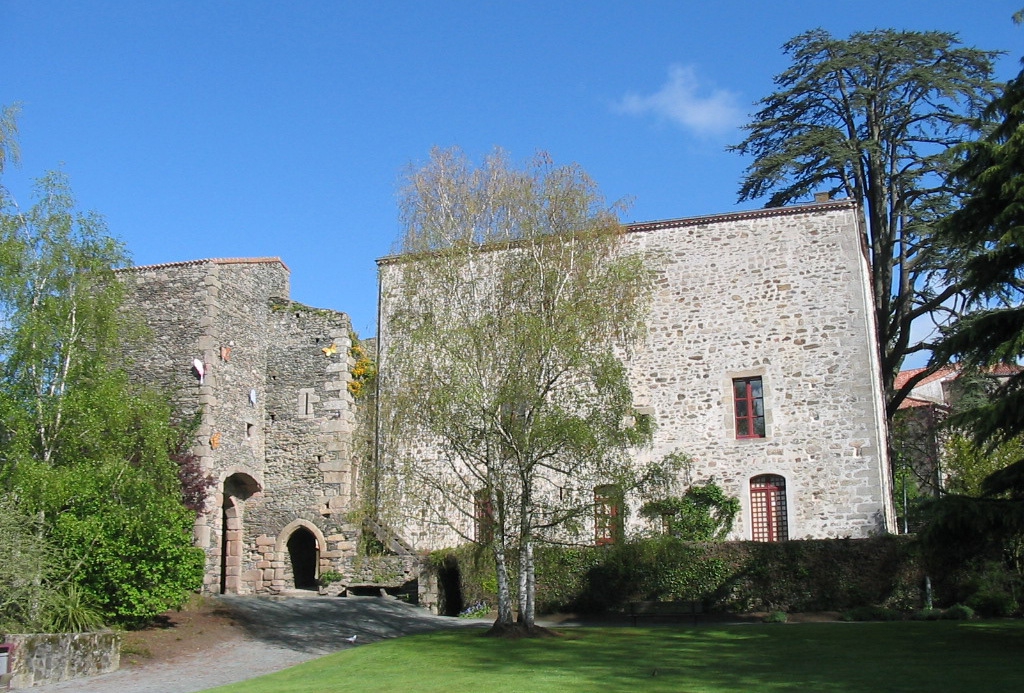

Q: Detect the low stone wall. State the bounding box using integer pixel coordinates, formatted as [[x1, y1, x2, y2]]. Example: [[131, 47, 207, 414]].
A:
[[1, 632, 120, 690]]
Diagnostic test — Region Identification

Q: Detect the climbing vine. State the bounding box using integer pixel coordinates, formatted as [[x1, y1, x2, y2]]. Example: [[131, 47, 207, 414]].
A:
[[348, 333, 377, 398]]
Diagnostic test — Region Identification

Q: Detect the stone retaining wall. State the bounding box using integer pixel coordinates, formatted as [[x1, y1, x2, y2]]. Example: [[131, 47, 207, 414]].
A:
[[1, 632, 120, 690]]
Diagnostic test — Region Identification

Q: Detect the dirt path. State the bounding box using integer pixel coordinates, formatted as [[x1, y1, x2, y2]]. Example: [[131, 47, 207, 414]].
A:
[[27, 594, 486, 693]]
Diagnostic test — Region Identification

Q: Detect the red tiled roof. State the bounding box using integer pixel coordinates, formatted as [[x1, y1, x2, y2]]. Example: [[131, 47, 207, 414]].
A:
[[893, 365, 958, 391]]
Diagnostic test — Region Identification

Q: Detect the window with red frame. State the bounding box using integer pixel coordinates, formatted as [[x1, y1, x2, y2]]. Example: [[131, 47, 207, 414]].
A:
[[750, 474, 788, 542], [474, 489, 495, 545], [594, 484, 623, 546], [733, 376, 766, 438]]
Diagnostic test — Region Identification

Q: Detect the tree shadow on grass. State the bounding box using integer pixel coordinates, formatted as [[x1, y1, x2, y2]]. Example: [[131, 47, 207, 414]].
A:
[[399, 621, 1024, 693]]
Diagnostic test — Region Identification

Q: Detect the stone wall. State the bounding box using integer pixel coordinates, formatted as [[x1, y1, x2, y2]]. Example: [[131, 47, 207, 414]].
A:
[[1, 632, 120, 690], [120, 258, 367, 595], [622, 200, 893, 539], [376, 199, 894, 548]]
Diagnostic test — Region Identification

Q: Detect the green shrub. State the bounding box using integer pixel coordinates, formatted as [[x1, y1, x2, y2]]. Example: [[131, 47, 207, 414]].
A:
[[319, 571, 343, 587], [912, 608, 943, 621], [44, 583, 106, 633], [942, 604, 976, 620], [428, 536, 923, 618], [763, 610, 788, 623], [840, 606, 903, 621], [966, 590, 1017, 617]]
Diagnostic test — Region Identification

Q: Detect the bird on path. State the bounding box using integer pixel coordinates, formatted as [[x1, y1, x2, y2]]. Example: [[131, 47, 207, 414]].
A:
[[344, 635, 357, 644]]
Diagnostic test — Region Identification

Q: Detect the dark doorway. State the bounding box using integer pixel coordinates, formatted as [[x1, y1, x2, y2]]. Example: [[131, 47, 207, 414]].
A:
[[287, 526, 318, 589], [438, 554, 463, 616]]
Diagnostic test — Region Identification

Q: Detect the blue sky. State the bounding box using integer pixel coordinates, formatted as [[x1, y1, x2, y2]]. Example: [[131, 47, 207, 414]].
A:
[[2, 2, 1022, 340]]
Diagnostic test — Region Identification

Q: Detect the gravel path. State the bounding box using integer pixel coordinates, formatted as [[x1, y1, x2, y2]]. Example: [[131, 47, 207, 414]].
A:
[[26, 595, 486, 693]]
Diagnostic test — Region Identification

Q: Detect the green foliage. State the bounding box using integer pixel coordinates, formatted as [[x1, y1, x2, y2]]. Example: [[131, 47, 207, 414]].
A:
[[944, 434, 1024, 497], [318, 570, 343, 587], [934, 56, 1024, 454], [732, 29, 999, 415], [432, 536, 923, 617], [927, 56, 1024, 578], [840, 606, 903, 622], [966, 590, 1017, 618], [347, 332, 376, 398], [640, 482, 740, 541], [763, 610, 787, 623], [942, 604, 976, 620], [43, 583, 105, 633], [0, 117, 205, 629], [386, 147, 654, 627], [0, 495, 54, 631]]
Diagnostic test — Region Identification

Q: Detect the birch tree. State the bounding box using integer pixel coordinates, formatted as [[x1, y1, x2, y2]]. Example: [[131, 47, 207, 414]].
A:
[[0, 115, 205, 627], [380, 148, 656, 634]]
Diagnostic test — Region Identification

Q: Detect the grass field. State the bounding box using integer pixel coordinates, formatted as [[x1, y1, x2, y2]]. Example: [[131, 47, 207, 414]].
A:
[[206, 620, 1024, 692]]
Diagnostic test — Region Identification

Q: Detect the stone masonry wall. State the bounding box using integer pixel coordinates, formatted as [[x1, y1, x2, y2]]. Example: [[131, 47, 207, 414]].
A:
[[2, 632, 120, 690], [622, 200, 893, 539], [120, 258, 366, 595], [376, 200, 894, 548]]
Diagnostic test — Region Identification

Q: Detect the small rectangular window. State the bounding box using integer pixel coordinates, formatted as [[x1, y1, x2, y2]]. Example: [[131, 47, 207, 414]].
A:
[[733, 376, 766, 439]]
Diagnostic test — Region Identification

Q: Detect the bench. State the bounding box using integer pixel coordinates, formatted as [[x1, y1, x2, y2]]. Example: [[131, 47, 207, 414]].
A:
[[627, 600, 703, 626]]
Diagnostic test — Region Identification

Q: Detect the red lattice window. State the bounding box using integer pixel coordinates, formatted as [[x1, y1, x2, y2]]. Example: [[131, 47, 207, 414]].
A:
[[733, 377, 766, 438], [474, 489, 495, 545], [750, 474, 788, 542], [594, 484, 623, 546]]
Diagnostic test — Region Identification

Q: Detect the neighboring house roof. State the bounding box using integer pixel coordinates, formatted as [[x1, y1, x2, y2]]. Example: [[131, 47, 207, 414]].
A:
[[897, 395, 943, 411], [894, 365, 958, 392], [895, 364, 1022, 410]]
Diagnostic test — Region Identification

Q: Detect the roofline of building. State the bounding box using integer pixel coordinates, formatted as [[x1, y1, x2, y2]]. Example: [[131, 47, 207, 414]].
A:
[[116, 257, 291, 273], [625, 198, 857, 234], [377, 198, 858, 265]]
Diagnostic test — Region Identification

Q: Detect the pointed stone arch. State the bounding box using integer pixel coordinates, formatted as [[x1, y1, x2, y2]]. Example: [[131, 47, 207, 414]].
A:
[[275, 519, 327, 591]]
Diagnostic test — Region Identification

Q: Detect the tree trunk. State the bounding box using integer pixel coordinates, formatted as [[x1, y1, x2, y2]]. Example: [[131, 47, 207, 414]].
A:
[[492, 538, 513, 626]]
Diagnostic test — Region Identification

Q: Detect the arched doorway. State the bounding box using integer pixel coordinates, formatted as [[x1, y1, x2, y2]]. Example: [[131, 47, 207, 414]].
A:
[[286, 526, 319, 590], [220, 472, 261, 594], [750, 474, 789, 542]]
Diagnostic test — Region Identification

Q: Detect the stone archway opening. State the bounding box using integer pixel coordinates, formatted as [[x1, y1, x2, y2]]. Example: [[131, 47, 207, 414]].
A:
[[286, 526, 319, 590], [220, 472, 261, 595]]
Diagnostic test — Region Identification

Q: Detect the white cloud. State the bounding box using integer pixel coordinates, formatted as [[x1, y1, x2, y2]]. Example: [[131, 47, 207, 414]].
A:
[[615, 64, 742, 137]]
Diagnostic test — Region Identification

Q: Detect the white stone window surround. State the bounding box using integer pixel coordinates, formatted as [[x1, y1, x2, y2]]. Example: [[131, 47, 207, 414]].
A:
[[724, 368, 772, 441]]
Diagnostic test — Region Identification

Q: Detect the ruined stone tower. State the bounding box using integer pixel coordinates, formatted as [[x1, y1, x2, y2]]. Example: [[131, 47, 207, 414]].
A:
[[119, 258, 369, 594]]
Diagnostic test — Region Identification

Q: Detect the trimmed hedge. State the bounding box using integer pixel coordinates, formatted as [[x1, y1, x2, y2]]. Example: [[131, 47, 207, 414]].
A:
[[430, 536, 923, 615]]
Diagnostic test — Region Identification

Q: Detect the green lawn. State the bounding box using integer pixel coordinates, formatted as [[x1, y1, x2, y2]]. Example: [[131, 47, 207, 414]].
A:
[[205, 620, 1024, 692]]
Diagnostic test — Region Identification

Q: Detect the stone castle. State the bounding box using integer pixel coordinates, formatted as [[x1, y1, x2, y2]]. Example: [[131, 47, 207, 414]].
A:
[[121, 198, 894, 596]]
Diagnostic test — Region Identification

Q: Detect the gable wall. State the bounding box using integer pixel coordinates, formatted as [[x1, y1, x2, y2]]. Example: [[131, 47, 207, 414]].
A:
[[624, 201, 893, 538]]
